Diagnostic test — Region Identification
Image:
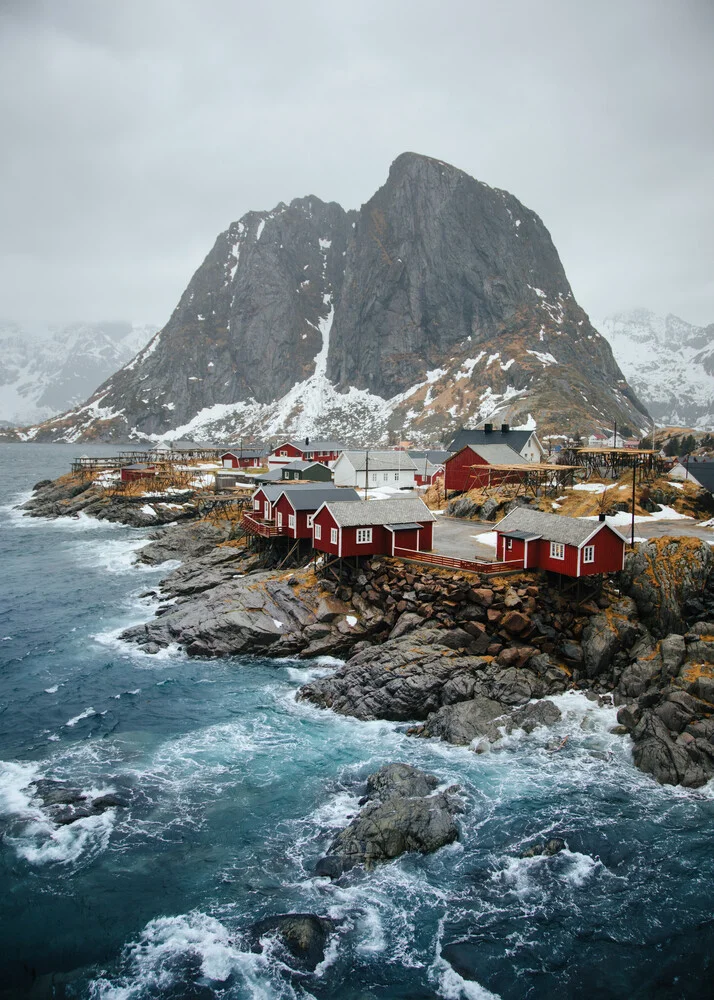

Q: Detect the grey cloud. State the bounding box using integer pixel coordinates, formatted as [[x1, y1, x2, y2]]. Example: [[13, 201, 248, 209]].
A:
[[1, 0, 712, 329]]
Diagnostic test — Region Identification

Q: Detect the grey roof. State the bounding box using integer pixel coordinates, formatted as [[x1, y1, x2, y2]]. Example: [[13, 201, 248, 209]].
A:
[[496, 508, 625, 547], [447, 428, 536, 454], [257, 481, 337, 502], [686, 462, 714, 493], [221, 447, 264, 459], [467, 443, 528, 465], [384, 522, 422, 531], [280, 439, 344, 452], [254, 469, 284, 483], [408, 450, 451, 464], [281, 487, 360, 510], [339, 450, 418, 472], [322, 497, 436, 527], [281, 460, 331, 472]]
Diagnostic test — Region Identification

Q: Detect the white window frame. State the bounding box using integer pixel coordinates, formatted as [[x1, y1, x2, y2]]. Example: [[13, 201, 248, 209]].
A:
[[583, 544, 595, 564], [394, 473, 399, 481], [506, 538, 513, 550], [280, 449, 287, 457], [288, 514, 296, 530], [356, 528, 373, 544], [383, 472, 389, 482], [253, 499, 260, 510], [330, 527, 338, 544], [550, 541, 565, 560], [306, 514, 314, 528], [314, 523, 321, 540], [370, 472, 377, 483], [277, 512, 283, 527]]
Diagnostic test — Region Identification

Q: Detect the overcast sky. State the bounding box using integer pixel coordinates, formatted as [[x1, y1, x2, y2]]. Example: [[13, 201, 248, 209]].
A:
[[1, 0, 712, 332]]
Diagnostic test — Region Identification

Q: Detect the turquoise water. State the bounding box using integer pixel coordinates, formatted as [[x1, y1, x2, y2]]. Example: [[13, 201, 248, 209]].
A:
[[1, 444, 713, 999]]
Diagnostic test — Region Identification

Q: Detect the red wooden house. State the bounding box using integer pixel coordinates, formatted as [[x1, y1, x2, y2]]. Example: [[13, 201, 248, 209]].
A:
[[272, 487, 360, 539], [120, 463, 158, 483], [311, 497, 436, 558], [220, 448, 264, 469], [268, 438, 345, 468], [494, 508, 626, 578], [444, 444, 528, 493]]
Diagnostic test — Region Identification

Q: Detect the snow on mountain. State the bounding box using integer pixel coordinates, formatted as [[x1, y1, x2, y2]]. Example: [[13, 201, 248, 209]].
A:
[[0, 321, 157, 425], [599, 309, 714, 429]]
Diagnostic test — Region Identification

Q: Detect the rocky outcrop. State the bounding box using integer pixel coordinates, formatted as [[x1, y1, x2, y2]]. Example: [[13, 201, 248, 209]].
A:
[[621, 537, 713, 637], [30, 778, 125, 826], [249, 914, 336, 971], [21, 475, 199, 526], [25, 153, 647, 443], [315, 764, 460, 877]]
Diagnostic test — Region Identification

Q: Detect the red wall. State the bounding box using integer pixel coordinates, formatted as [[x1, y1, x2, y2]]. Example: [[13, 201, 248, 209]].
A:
[[340, 525, 389, 557], [273, 495, 317, 539], [445, 447, 526, 493], [312, 508, 434, 557], [535, 538, 580, 576], [498, 534, 526, 565], [121, 467, 156, 482], [312, 507, 341, 555], [583, 525, 626, 576], [221, 453, 260, 468]]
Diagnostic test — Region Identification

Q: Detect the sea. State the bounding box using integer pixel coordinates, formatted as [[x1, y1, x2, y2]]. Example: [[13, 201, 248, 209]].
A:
[[1, 443, 713, 999]]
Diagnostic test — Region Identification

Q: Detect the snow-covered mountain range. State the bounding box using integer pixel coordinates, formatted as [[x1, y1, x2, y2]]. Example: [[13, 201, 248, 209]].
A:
[[0, 321, 156, 426], [599, 310, 714, 430]]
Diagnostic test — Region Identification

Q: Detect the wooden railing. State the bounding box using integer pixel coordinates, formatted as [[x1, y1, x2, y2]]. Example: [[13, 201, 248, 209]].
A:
[[392, 547, 524, 575], [241, 512, 284, 537]]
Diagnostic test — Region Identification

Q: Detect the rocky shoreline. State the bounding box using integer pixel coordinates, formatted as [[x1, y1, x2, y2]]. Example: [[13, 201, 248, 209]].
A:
[[20, 477, 714, 799]]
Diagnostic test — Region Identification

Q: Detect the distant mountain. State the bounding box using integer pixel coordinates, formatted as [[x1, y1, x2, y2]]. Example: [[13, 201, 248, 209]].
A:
[[599, 310, 714, 430], [0, 321, 157, 426], [19, 153, 648, 444]]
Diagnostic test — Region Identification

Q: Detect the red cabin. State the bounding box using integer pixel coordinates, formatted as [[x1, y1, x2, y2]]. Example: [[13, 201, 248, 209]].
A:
[[272, 487, 360, 539], [268, 438, 344, 468], [495, 508, 626, 578], [444, 444, 528, 494], [120, 463, 157, 482], [311, 497, 436, 558], [220, 448, 264, 469], [249, 482, 350, 528]]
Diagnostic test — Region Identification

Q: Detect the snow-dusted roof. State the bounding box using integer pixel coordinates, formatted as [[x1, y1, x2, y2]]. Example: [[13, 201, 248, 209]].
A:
[[280, 439, 344, 452], [447, 428, 536, 454], [282, 487, 360, 510], [221, 448, 264, 459], [281, 460, 331, 472], [339, 451, 418, 472], [322, 497, 435, 527], [496, 508, 625, 547]]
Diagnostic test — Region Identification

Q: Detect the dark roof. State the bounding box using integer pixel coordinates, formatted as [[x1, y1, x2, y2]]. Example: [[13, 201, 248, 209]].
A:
[[447, 428, 535, 454], [500, 529, 542, 541], [322, 497, 436, 527], [274, 439, 344, 452], [687, 462, 714, 493], [384, 522, 422, 531], [254, 469, 284, 483], [221, 448, 264, 459], [408, 450, 451, 465], [467, 443, 528, 465], [496, 508, 626, 547], [281, 487, 360, 510], [281, 460, 331, 472]]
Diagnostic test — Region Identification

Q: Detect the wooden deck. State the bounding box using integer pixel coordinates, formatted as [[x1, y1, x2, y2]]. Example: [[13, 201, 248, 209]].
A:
[[392, 546, 525, 575], [241, 512, 284, 537]]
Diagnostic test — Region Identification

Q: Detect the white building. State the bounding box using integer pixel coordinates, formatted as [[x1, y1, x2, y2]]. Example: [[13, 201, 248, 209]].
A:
[[333, 451, 418, 490]]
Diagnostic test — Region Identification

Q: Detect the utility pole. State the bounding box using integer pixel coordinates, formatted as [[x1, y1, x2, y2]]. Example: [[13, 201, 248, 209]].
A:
[[364, 448, 369, 499], [630, 454, 637, 547]]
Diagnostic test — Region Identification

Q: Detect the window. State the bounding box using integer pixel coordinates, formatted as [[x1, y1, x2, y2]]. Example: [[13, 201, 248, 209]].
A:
[[314, 523, 321, 539], [254, 499, 260, 510], [370, 472, 377, 483], [280, 450, 287, 457], [506, 538, 513, 550], [288, 514, 296, 530], [264, 502, 270, 518], [583, 544, 595, 564], [330, 527, 338, 544], [306, 514, 314, 528], [383, 472, 389, 482], [277, 512, 283, 527], [356, 528, 373, 544], [550, 541, 565, 560], [394, 473, 399, 481]]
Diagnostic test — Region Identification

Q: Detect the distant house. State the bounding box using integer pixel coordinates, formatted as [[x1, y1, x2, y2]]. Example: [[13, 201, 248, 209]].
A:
[[273, 487, 360, 539], [268, 438, 345, 468], [444, 443, 528, 493], [280, 461, 333, 483], [447, 423, 544, 462], [409, 450, 450, 487], [495, 508, 626, 577], [120, 463, 157, 483], [220, 448, 264, 469], [311, 496, 436, 558], [250, 481, 345, 523], [333, 451, 418, 490]]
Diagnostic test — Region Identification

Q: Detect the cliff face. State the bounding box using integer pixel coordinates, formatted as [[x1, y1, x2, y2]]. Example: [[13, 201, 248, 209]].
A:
[[23, 153, 648, 444]]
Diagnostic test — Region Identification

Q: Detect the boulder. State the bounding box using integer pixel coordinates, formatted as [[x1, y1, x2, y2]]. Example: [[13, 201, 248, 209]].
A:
[[520, 837, 566, 858], [249, 914, 336, 971], [416, 696, 505, 745], [364, 763, 438, 801], [581, 598, 640, 677], [621, 538, 713, 637]]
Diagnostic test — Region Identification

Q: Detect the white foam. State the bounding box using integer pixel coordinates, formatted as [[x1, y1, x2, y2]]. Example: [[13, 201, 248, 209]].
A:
[[65, 706, 101, 727], [44, 684, 59, 694]]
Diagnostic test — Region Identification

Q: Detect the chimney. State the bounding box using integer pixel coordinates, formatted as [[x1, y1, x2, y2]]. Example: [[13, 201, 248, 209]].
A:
[[305, 436, 310, 445], [484, 423, 493, 434], [501, 423, 510, 433]]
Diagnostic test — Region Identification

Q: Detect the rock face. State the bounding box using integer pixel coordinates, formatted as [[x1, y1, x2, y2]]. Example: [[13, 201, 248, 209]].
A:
[[621, 538, 714, 637], [315, 764, 460, 877], [25, 152, 647, 444]]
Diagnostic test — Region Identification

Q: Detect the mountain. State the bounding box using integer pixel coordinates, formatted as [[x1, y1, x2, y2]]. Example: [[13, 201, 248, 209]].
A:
[[599, 310, 714, 430], [19, 153, 648, 444], [0, 321, 157, 426]]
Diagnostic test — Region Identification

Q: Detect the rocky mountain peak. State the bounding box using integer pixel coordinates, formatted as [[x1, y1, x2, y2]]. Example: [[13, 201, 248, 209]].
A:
[[18, 154, 648, 444]]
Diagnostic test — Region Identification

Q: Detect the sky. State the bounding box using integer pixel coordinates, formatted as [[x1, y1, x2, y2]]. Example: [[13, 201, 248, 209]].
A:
[[1, 0, 713, 331]]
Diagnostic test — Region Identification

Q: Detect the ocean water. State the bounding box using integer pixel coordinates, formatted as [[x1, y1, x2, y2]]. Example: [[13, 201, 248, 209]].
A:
[[1, 443, 713, 999]]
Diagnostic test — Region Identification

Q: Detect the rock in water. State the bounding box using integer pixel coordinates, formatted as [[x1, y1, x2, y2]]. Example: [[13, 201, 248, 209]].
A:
[[520, 838, 566, 857], [316, 763, 460, 877], [26, 152, 646, 443], [249, 914, 335, 971]]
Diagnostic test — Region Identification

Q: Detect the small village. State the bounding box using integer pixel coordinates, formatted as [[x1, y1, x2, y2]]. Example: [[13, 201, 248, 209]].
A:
[[65, 420, 714, 591]]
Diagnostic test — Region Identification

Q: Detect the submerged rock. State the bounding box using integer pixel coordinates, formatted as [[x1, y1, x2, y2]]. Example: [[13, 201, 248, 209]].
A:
[[414, 698, 562, 747], [29, 779, 126, 825], [249, 913, 336, 971], [520, 837, 566, 858], [316, 764, 460, 877]]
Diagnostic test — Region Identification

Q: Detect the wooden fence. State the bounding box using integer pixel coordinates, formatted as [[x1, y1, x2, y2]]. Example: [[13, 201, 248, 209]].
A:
[[392, 546, 524, 575]]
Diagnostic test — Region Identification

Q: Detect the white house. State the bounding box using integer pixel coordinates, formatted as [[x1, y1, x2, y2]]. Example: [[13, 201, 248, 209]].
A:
[[333, 450, 418, 490]]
